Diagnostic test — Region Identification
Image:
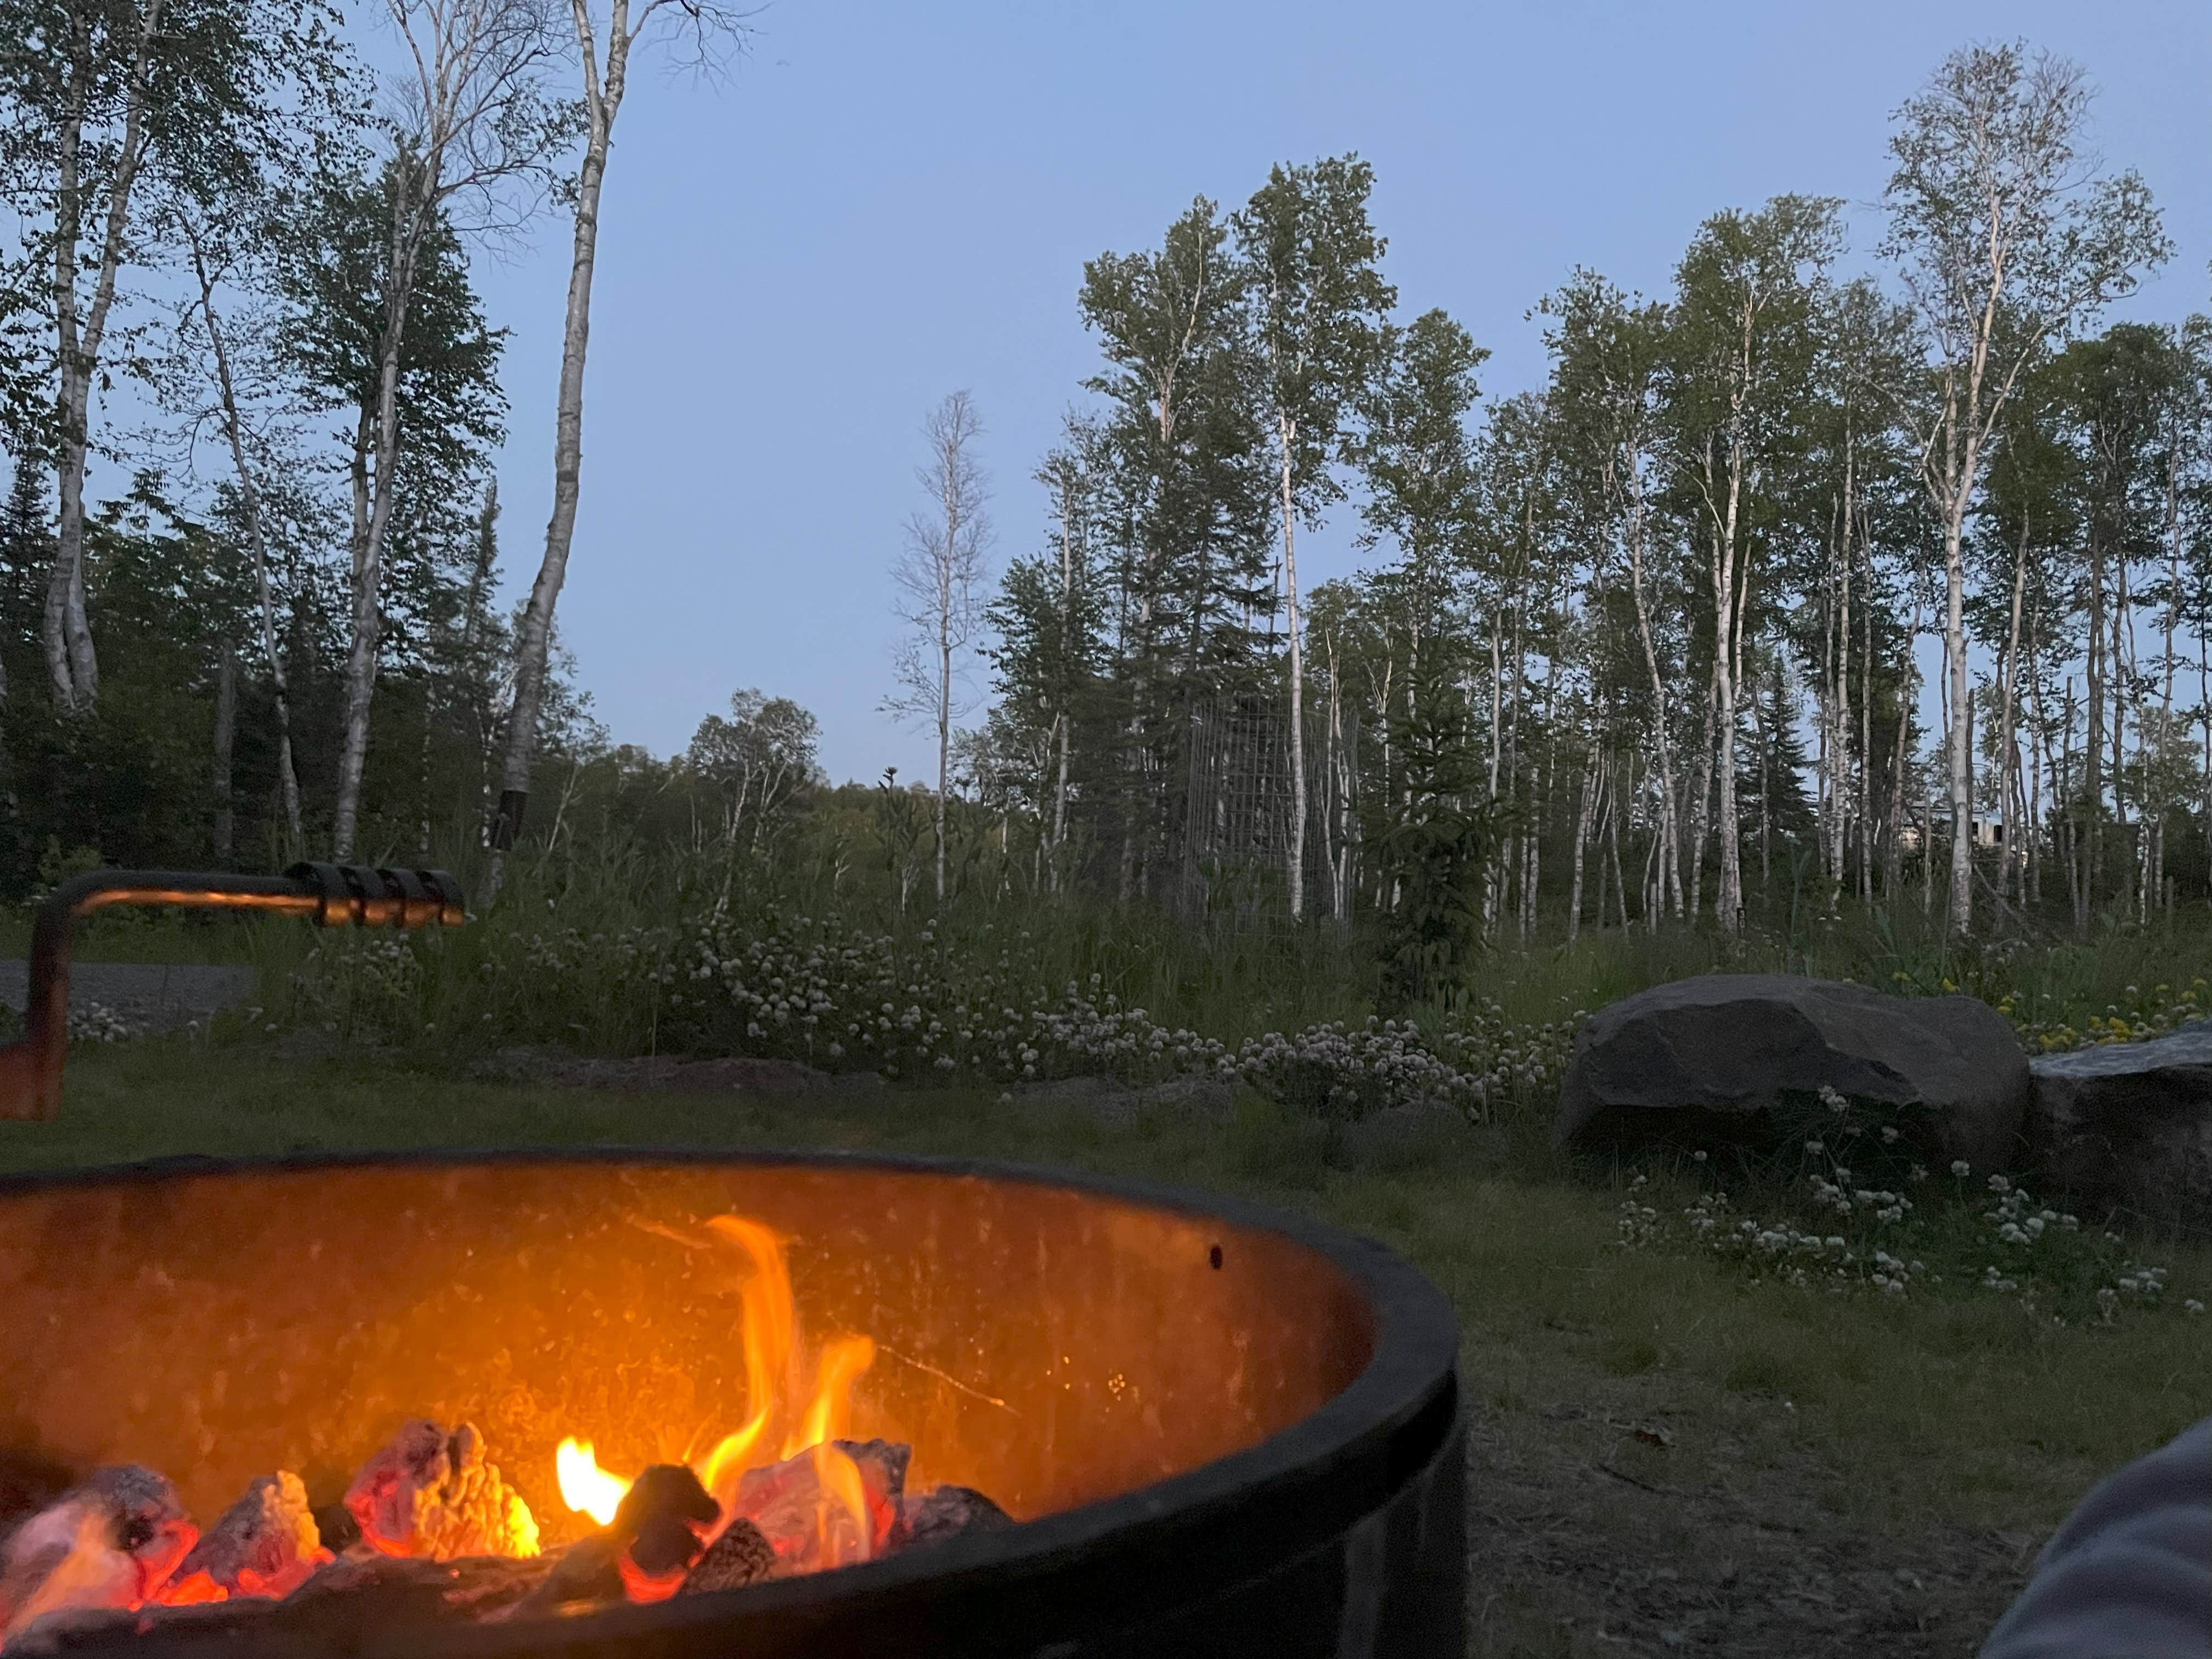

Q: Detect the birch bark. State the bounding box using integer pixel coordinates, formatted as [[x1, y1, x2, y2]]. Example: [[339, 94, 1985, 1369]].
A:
[[43, 0, 170, 713], [182, 222, 304, 849]]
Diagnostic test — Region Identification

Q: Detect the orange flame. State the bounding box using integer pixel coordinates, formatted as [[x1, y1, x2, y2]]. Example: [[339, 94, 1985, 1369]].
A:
[[554, 1213, 882, 1584], [789, 1335, 877, 1459], [697, 1215, 795, 1507], [555, 1438, 631, 1528], [809, 1442, 873, 1568]]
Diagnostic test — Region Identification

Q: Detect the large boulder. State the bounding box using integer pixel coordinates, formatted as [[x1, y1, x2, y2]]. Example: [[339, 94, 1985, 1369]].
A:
[[2028, 1021, 2212, 1233], [1554, 973, 2028, 1167]]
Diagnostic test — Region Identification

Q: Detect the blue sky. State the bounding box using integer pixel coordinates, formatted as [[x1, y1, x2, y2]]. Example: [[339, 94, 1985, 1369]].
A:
[[455, 0, 2209, 785]]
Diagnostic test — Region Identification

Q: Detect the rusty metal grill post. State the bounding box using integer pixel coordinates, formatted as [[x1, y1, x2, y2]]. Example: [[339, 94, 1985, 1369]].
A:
[[0, 864, 465, 1121]]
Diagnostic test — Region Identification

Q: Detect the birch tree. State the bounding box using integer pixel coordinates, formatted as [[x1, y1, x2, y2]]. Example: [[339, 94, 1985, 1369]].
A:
[[1233, 156, 1393, 920], [1077, 199, 1267, 901], [485, 0, 747, 900], [1544, 272, 1685, 917], [988, 417, 1107, 876], [172, 209, 306, 849], [325, 0, 562, 858], [887, 391, 991, 904], [1356, 307, 1486, 681], [1664, 196, 1838, 934], [1881, 40, 2168, 933], [0, 0, 347, 716]]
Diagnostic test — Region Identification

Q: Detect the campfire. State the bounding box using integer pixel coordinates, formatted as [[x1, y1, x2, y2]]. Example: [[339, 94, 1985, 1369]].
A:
[[0, 1207, 1024, 1650]]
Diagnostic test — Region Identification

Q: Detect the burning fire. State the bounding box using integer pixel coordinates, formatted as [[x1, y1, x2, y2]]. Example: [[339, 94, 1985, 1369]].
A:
[[0, 1211, 990, 1649], [555, 1216, 881, 1570]]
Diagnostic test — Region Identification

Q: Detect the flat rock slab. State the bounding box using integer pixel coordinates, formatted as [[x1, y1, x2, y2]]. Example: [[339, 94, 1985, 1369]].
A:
[[0, 960, 256, 1036], [1012, 1073, 1235, 1130], [1555, 973, 2028, 1168], [470, 1045, 847, 1095], [2029, 1020, 2212, 1233]]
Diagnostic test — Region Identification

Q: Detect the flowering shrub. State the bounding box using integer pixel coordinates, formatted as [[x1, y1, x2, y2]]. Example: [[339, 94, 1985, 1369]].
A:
[[279, 908, 1583, 1121], [1618, 1108, 2187, 1325], [66, 1002, 138, 1043], [646, 912, 1581, 1116], [2005, 978, 2212, 1054]]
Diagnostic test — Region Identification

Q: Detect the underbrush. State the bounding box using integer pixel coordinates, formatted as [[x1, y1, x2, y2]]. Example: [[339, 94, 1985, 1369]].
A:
[[227, 839, 2212, 1136], [1611, 1084, 2206, 1331], [264, 900, 1581, 1121]]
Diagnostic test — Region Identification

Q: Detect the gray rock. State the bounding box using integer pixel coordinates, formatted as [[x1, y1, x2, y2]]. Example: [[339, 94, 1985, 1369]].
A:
[[1012, 1075, 1142, 1128], [471, 1046, 834, 1095], [1554, 973, 2028, 1167], [1141, 1074, 1236, 1120], [2028, 1020, 2212, 1233]]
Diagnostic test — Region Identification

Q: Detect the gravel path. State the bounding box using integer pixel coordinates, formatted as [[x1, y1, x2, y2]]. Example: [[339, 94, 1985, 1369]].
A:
[[0, 960, 258, 1036]]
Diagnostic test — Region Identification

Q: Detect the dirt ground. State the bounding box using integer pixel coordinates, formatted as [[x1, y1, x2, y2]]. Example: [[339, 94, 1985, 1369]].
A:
[[1463, 1344, 2039, 1656]]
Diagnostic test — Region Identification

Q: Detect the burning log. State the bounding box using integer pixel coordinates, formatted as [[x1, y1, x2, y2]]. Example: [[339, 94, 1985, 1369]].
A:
[[609, 1466, 719, 1602], [725, 1438, 907, 1575], [505, 1463, 724, 1618], [342, 1421, 538, 1562], [509, 1536, 624, 1616], [0, 1468, 196, 1645], [898, 1485, 1011, 1550], [678, 1520, 776, 1594], [166, 1473, 328, 1602]]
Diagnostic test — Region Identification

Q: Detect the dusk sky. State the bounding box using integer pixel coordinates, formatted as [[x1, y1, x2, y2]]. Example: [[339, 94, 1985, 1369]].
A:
[[450, 0, 2209, 786]]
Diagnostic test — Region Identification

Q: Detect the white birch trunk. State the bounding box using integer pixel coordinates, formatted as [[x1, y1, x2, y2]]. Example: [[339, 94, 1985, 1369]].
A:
[[1622, 454, 1681, 917], [1277, 414, 1306, 921], [44, 0, 170, 713], [185, 226, 304, 850], [486, 0, 636, 899]]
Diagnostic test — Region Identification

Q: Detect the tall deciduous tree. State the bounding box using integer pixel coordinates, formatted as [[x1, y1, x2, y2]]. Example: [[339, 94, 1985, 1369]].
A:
[[276, 156, 507, 848], [1664, 195, 1839, 933], [1543, 270, 1685, 917], [1881, 40, 2169, 932], [0, 0, 348, 717], [324, 0, 562, 857], [886, 391, 991, 904], [171, 208, 307, 849], [485, 0, 746, 900], [1356, 307, 1486, 677], [1233, 155, 1393, 920], [1077, 197, 1271, 904]]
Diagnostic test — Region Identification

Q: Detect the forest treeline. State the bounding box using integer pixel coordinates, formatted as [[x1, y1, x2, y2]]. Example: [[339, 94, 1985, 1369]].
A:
[[902, 39, 2207, 989], [0, 21, 2204, 981], [0, 0, 739, 898]]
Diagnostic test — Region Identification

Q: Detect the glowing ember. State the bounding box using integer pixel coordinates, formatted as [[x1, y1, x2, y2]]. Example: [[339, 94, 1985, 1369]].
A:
[[346, 1420, 538, 1562], [0, 1468, 196, 1646]]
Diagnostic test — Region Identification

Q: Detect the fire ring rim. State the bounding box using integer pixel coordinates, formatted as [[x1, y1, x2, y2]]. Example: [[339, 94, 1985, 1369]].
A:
[[0, 1144, 1462, 1655]]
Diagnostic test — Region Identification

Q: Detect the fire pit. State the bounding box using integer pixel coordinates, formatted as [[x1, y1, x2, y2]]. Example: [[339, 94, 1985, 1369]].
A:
[[0, 1152, 1462, 1657], [0, 869, 1464, 1656]]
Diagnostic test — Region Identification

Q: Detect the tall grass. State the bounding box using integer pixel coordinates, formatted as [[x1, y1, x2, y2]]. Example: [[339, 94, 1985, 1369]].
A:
[[20, 820, 2205, 1077]]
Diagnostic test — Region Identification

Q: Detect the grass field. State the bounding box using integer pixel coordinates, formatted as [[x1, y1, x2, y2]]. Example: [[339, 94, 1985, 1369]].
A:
[[5, 1038, 2207, 1656]]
